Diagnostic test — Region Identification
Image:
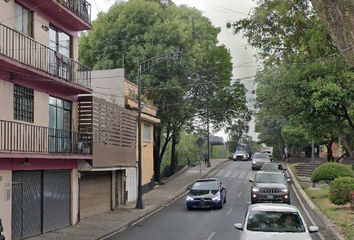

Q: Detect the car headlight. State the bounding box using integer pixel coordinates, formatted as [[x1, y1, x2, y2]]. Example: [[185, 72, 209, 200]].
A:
[[252, 187, 259, 192], [281, 188, 289, 193], [186, 196, 194, 201], [252, 160, 256, 164], [212, 196, 221, 201]]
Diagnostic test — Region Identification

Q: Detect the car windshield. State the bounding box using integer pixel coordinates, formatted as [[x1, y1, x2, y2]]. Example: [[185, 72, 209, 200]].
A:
[[236, 151, 247, 154], [246, 211, 305, 232], [192, 180, 219, 190], [262, 163, 280, 171], [255, 173, 285, 183], [253, 152, 269, 159]]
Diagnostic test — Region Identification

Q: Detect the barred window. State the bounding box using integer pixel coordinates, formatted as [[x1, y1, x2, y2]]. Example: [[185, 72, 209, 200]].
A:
[[14, 84, 34, 122]]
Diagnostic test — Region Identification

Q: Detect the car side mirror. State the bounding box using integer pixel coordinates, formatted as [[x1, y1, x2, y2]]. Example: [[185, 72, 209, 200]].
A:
[[234, 223, 243, 230], [283, 168, 287, 171], [249, 178, 254, 182], [187, 186, 191, 190], [308, 226, 319, 233]]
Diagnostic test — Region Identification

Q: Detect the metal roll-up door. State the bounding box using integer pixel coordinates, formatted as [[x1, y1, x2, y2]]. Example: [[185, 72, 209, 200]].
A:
[[80, 172, 112, 219], [12, 171, 42, 240], [43, 170, 71, 232]]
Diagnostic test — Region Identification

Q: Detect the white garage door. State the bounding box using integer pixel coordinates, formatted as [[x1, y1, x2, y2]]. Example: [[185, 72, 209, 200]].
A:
[[80, 172, 112, 219]]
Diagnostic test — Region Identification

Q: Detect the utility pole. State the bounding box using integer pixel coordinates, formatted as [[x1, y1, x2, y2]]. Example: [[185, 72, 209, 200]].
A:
[[135, 52, 182, 209], [206, 111, 211, 167], [311, 138, 315, 187]]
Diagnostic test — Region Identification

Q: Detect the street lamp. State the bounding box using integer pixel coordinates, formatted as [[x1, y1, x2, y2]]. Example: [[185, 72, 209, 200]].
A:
[[136, 51, 182, 209]]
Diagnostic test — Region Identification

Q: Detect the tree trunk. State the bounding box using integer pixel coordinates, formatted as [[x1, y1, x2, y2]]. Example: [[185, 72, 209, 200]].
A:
[[326, 140, 334, 161], [153, 126, 162, 183], [170, 132, 178, 175]]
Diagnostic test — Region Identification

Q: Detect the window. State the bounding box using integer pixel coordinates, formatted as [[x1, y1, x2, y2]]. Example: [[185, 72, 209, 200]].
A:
[[14, 84, 34, 122], [143, 123, 151, 141], [49, 25, 72, 80], [15, 2, 33, 36], [49, 96, 72, 152]]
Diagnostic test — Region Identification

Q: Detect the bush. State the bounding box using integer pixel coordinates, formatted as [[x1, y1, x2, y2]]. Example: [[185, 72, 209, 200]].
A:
[[329, 177, 354, 205], [311, 162, 353, 184]]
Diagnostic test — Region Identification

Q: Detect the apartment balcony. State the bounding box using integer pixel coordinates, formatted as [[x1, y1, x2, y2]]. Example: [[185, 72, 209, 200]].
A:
[[17, 0, 91, 31], [0, 119, 92, 159], [0, 23, 91, 95]]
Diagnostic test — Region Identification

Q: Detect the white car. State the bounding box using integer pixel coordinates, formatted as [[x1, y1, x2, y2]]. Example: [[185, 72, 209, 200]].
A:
[[234, 203, 319, 240]]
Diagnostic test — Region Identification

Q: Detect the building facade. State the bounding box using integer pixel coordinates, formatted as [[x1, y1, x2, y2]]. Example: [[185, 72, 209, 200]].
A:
[[0, 0, 92, 239]]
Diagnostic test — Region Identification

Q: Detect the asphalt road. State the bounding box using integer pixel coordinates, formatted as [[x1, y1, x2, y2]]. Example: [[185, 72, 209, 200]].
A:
[[108, 161, 324, 240]]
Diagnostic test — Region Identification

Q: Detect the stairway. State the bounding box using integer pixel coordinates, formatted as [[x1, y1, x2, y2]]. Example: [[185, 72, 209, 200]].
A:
[[294, 163, 321, 177]]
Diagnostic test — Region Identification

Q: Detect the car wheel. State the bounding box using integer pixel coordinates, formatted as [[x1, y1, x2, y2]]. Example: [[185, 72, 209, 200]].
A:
[[251, 199, 257, 204], [223, 196, 226, 204], [219, 201, 224, 209], [252, 167, 256, 170], [187, 206, 193, 210]]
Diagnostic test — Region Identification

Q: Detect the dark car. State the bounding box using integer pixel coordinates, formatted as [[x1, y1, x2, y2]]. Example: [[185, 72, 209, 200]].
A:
[[249, 171, 291, 204], [251, 152, 270, 170], [186, 178, 226, 210]]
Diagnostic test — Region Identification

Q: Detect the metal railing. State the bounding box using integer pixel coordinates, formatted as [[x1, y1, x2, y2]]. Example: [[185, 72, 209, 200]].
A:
[[58, 0, 91, 24], [0, 23, 91, 89], [0, 119, 92, 154]]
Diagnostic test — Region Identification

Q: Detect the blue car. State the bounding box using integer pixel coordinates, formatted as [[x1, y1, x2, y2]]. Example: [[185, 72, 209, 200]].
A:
[[186, 178, 226, 210]]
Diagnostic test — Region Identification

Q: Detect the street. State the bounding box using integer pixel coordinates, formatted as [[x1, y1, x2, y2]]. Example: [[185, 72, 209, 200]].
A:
[[107, 161, 322, 240]]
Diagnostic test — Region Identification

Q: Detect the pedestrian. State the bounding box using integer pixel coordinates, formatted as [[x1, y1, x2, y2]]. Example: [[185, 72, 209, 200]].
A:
[[203, 152, 208, 165]]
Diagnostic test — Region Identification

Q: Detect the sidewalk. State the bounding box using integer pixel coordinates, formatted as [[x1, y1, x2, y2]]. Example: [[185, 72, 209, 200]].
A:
[[28, 159, 229, 240]]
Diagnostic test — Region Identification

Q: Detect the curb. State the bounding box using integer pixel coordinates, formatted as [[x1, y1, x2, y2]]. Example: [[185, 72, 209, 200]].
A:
[[98, 159, 230, 240], [287, 164, 346, 240]]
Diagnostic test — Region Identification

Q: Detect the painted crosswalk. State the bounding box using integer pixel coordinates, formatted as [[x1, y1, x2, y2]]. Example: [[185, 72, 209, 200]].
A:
[[214, 169, 250, 179]]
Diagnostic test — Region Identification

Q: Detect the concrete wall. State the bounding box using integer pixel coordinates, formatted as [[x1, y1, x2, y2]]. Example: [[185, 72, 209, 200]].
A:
[[125, 168, 137, 203], [91, 69, 126, 106], [141, 121, 154, 186], [0, 171, 12, 240]]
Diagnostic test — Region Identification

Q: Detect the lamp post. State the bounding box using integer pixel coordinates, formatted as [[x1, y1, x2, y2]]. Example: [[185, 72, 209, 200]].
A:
[[135, 51, 182, 209]]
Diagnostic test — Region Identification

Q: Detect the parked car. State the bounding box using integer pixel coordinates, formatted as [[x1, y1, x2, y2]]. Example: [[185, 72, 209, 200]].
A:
[[251, 152, 271, 170], [234, 203, 319, 240], [261, 162, 286, 173], [186, 178, 226, 210], [233, 150, 250, 161], [249, 171, 291, 204]]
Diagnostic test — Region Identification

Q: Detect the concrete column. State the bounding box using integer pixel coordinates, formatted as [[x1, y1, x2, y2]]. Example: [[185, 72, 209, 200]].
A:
[[0, 170, 12, 240], [71, 169, 79, 225]]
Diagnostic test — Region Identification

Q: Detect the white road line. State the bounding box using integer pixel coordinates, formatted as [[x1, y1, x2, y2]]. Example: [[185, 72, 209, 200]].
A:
[[226, 208, 233, 215], [238, 172, 247, 179], [230, 171, 239, 178], [291, 185, 325, 240], [216, 170, 224, 177], [206, 232, 216, 240], [238, 191, 242, 198], [224, 170, 232, 178]]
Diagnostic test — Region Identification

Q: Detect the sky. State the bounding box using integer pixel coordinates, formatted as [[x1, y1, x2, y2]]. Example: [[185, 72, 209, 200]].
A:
[[88, 0, 260, 141]]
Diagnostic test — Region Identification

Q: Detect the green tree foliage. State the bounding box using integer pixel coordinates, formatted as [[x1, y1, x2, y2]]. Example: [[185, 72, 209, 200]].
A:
[[329, 177, 354, 205], [311, 162, 353, 184], [228, 0, 354, 159], [80, 0, 247, 180]]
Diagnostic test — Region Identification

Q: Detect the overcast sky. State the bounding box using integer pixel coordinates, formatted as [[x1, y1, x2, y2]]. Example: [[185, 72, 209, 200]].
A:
[[89, 0, 259, 141]]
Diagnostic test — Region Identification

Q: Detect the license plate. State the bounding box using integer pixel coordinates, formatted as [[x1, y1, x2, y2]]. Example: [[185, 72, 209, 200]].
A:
[[267, 195, 273, 199]]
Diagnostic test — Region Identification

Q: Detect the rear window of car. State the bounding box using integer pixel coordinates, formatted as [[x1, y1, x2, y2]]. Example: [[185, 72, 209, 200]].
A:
[[246, 211, 305, 232], [253, 152, 269, 159], [255, 173, 285, 183], [192, 180, 218, 190], [262, 164, 280, 171]]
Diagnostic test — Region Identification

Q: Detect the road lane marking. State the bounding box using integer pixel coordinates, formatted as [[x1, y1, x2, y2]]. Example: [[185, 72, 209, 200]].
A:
[[291, 185, 325, 240], [224, 170, 232, 178], [226, 208, 233, 215], [238, 172, 247, 179], [216, 170, 224, 177], [230, 171, 239, 178], [206, 232, 216, 240], [238, 191, 242, 198]]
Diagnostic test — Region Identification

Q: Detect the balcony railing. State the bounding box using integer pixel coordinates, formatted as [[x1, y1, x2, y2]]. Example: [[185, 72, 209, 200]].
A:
[[0, 119, 92, 154], [58, 0, 91, 25], [0, 23, 91, 89]]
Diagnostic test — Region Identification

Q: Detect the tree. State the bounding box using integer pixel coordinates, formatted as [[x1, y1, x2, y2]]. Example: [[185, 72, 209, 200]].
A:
[[80, 0, 247, 181], [310, 0, 354, 67], [229, 0, 354, 160]]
